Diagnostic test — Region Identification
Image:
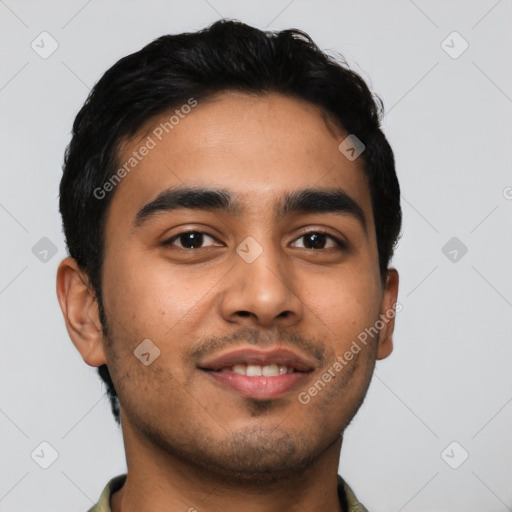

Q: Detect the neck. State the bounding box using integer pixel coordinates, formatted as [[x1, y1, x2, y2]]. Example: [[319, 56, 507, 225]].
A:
[[111, 419, 345, 512]]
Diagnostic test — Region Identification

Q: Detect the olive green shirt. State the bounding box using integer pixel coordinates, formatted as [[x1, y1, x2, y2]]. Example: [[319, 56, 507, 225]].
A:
[[87, 473, 369, 512]]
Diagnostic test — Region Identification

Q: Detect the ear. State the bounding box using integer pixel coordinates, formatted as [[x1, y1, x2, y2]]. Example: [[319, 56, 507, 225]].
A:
[[376, 268, 399, 361], [56, 257, 107, 367]]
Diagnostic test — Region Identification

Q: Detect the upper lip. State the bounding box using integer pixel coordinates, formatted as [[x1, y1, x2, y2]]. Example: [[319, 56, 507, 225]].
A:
[[198, 347, 316, 372]]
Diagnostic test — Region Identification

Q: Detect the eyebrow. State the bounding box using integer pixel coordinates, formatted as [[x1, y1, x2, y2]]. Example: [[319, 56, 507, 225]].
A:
[[133, 186, 367, 231]]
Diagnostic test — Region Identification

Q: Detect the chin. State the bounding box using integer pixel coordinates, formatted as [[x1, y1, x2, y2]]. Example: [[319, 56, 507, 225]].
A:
[[186, 427, 322, 483]]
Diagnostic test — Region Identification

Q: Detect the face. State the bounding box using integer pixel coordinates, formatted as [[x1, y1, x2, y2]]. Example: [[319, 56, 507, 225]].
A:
[[86, 92, 397, 478]]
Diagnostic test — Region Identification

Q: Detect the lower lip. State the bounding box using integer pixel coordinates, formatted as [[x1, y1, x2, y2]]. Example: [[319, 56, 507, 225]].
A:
[[202, 370, 310, 399]]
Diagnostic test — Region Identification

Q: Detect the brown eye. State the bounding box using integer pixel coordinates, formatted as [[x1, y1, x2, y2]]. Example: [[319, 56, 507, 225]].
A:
[[291, 231, 345, 250], [163, 231, 218, 249]]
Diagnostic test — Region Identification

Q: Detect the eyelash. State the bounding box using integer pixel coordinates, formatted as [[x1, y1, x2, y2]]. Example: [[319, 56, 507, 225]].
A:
[[162, 229, 347, 251]]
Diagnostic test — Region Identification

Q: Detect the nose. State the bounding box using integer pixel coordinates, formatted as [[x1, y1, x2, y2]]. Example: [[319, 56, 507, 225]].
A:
[[219, 239, 304, 329]]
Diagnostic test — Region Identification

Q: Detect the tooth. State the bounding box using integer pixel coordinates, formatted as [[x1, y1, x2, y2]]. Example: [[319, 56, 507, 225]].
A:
[[220, 367, 232, 372], [287, 367, 294, 374], [246, 364, 263, 377], [262, 364, 279, 377], [232, 364, 246, 375], [278, 365, 288, 375]]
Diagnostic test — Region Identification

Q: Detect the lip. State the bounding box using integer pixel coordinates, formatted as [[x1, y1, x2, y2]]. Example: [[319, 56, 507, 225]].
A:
[[198, 347, 317, 372], [203, 370, 311, 399], [198, 347, 316, 400]]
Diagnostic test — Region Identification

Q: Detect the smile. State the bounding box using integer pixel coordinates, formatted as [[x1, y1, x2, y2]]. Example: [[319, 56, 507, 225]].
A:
[[216, 363, 295, 376]]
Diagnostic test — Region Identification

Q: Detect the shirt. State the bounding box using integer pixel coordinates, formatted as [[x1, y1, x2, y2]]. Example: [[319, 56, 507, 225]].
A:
[[87, 473, 369, 512]]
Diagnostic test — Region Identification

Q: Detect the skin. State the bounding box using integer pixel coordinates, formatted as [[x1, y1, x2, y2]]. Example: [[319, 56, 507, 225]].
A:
[[57, 91, 399, 512]]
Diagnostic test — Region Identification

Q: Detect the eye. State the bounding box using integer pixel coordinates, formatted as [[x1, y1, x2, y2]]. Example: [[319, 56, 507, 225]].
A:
[[163, 231, 220, 249], [291, 231, 346, 250], [162, 229, 345, 251]]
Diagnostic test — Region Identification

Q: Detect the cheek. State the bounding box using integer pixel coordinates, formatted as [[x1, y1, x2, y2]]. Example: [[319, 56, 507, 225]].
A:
[[101, 251, 218, 337], [299, 267, 382, 346]]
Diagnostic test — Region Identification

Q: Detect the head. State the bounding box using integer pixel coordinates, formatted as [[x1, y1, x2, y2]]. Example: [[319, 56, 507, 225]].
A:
[[57, 19, 401, 479]]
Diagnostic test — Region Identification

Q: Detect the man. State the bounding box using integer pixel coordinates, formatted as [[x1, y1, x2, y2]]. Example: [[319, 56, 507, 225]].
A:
[[56, 19, 401, 512]]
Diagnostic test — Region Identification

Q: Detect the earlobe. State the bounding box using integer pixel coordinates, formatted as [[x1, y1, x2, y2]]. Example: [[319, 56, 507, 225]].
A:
[[56, 257, 107, 367], [376, 268, 399, 361]]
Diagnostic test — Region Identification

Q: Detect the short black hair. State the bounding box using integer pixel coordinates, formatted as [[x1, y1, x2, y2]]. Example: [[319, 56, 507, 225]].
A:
[[59, 19, 402, 426]]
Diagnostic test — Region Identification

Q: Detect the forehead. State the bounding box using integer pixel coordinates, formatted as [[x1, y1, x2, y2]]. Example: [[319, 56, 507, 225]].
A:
[[107, 91, 373, 230]]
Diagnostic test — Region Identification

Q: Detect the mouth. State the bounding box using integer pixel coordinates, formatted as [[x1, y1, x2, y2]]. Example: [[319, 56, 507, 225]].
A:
[[198, 347, 316, 400], [212, 363, 297, 376]]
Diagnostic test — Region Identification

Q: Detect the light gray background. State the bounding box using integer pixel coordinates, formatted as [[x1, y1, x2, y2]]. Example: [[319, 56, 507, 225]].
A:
[[1, 1, 511, 511]]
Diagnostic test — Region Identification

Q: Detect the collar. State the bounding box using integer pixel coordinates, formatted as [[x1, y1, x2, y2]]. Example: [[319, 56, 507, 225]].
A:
[[88, 473, 369, 512]]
